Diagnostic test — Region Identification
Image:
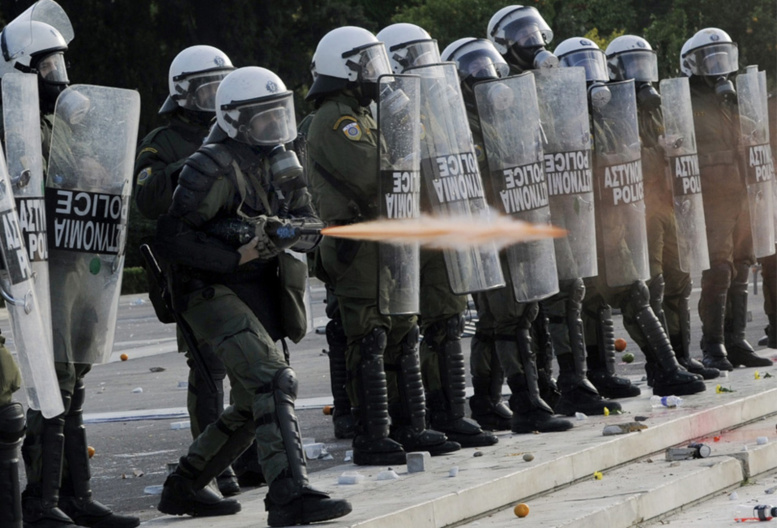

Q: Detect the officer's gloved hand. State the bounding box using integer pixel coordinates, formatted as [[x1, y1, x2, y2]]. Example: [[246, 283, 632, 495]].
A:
[[253, 215, 283, 260], [263, 216, 303, 251]]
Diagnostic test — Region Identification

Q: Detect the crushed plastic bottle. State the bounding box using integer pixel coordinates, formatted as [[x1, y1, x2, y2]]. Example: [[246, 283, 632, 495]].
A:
[[734, 504, 777, 522], [650, 395, 682, 408]]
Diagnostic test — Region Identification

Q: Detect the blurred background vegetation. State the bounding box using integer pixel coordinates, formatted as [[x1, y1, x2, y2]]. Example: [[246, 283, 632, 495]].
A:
[[0, 0, 773, 282]]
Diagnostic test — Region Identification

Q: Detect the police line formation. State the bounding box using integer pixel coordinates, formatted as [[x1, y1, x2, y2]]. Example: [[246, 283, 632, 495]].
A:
[[0, 1, 775, 527]]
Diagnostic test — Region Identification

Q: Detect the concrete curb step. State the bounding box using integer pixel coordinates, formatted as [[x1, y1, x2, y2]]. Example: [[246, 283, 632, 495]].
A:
[[142, 362, 777, 528]]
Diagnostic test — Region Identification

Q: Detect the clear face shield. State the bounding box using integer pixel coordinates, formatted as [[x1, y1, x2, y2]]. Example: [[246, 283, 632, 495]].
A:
[[240, 94, 297, 146], [686, 42, 738, 77], [560, 49, 609, 82], [609, 50, 658, 82], [391, 39, 441, 72], [176, 70, 231, 112], [36, 51, 68, 84], [457, 41, 510, 86], [498, 12, 556, 69], [345, 43, 392, 83]]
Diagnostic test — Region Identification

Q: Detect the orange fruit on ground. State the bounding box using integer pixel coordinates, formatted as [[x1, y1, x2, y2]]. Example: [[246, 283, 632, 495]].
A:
[[120, 353, 129, 361], [87, 446, 95, 458], [614, 338, 627, 352], [323, 405, 333, 415], [514, 503, 530, 517]]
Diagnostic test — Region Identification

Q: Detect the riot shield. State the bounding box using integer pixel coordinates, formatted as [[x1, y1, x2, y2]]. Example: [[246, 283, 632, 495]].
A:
[[2, 72, 53, 349], [0, 0, 74, 77], [474, 72, 558, 302], [0, 143, 62, 418], [737, 69, 775, 258], [659, 77, 710, 274], [409, 62, 504, 295], [377, 74, 421, 315], [533, 67, 598, 281], [591, 80, 649, 287], [45, 85, 140, 364]]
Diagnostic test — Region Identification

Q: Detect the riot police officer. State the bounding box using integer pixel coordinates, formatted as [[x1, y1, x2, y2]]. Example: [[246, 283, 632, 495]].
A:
[[681, 28, 772, 369], [0, 344, 25, 528], [155, 66, 352, 526], [605, 35, 719, 381]]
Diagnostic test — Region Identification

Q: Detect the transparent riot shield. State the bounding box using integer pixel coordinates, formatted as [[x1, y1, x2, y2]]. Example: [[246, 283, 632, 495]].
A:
[[377, 74, 421, 315], [0, 143, 62, 418], [0, 0, 74, 77], [409, 62, 504, 295], [592, 80, 649, 287], [659, 77, 710, 274], [2, 72, 53, 348], [533, 67, 597, 281], [45, 85, 140, 364], [474, 72, 558, 302], [737, 69, 775, 258]]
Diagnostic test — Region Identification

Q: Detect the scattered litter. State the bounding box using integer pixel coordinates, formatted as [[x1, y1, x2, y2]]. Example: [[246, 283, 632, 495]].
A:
[[669, 461, 681, 467], [449, 466, 459, 477], [603, 422, 648, 436], [765, 373, 773, 378], [665, 444, 710, 461], [720, 370, 729, 378], [729, 491, 739, 500], [407, 452, 430, 473], [131, 387, 143, 394], [337, 471, 365, 485], [170, 421, 190, 430], [523, 453, 534, 462], [714, 436, 721, 442], [635, 416, 649, 422], [376, 469, 400, 481], [143, 485, 163, 495], [716, 385, 735, 394], [575, 412, 588, 421], [473, 451, 484, 457], [177, 381, 188, 389], [742, 445, 749, 452], [766, 487, 777, 495], [149, 367, 165, 373], [593, 471, 603, 480], [603, 407, 610, 416], [344, 450, 353, 462], [755, 371, 762, 380], [757, 437, 769, 445], [133, 469, 144, 477], [130, 298, 146, 306], [304, 443, 329, 460]]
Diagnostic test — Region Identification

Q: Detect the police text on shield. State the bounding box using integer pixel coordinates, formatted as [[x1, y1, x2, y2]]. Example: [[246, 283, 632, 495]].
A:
[[46, 189, 128, 255], [602, 160, 644, 205]]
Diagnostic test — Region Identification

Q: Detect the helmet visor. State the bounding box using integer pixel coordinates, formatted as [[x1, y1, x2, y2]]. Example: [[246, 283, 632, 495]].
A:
[[456, 40, 509, 81], [37, 51, 68, 84], [179, 71, 231, 111], [501, 17, 551, 49], [345, 43, 392, 82], [559, 49, 608, 82], [391, 39, 441, 71], [686, 42, 738, 76], [608, 50, 658, 82], [243, 94, 296, 146]]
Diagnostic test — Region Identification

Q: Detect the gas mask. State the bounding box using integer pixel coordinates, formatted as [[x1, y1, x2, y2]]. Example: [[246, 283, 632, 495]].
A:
[[588, 82, 612, 110], [268, 145, 304, 193], [531, 48, 558, 69], [636, 82, 661, 110], [708, 76, 736, 103], [379, 83, 410, 116]]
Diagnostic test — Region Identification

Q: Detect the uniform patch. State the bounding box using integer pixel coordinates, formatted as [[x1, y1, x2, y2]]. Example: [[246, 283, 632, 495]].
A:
[[475, 143, 485, 163], [341, 121, 363, 141], [136, 167, 152, 186], [138, 146, 158, 156]]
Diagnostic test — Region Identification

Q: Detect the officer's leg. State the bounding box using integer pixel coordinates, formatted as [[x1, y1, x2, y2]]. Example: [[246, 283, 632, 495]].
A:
[[325, 315, 354, 439], [0, 342, 23, 528], [725, 260, 770, 366], [468, 295, 512, 431], [495, 302, 572, 434], [185, 342, 240, 496], [699, 262, 735, 370], [622, 281, 706, 396], [665, 279, 719, 379], [421, 316, 497, 447], [58, 375, 140, 528], [531, 304, 561, 408], [582, 282, 641, 399], [549, 279, 622, 416], [760, 252, 777, 348], [387, 325, 461, 455]]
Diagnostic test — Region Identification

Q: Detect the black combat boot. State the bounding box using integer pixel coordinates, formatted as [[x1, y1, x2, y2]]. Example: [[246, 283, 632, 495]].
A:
[[424, 317, 498, 447], [22, 394, 86, 528], [551, 279, 622, 416], [351, 328, 407, 466], [725, 262, 772, 367], [699, 263, 735, 371], [389, 326, 461, 456], [1, 402, 25, 528], [469, 333, 512, 431], [533, 305, 561, 409], [59, 381, 140, 528], [585, 303, 641, 398], [326, 317, 355, 439], [667, 280, 719, 380], [497, 314, 573, 434], [626, 281, 706, 396], [261, 367, 352, 526]]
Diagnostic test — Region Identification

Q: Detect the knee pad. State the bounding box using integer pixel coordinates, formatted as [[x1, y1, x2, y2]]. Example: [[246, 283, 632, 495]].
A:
[[67, 379, 86, 417], [569, 278, 585, 305], [628, 280, 651, 310], [445, 314, 465, 341], [272, 367, 299, 402], [518, 302, 539, 329], [360, 327, 387, 362], [325, 317, 347, 349], [402, 325, 420, 353], [0, 402, 25, 443], [648, 274, 665, 304]]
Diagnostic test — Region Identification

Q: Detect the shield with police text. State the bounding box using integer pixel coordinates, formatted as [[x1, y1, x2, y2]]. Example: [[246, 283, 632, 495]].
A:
[[591, 80, 649, 287], [0, 142, 62, 418], [533, 67, 597, 281], [737, 69, 775, 258], [377, 74, 421, 314], [659, 77, 710, 274], [2, 72, 53, 348], [45, 85, 140, 364], [409, 62, 504, 295], [474, 72, 558, 302]]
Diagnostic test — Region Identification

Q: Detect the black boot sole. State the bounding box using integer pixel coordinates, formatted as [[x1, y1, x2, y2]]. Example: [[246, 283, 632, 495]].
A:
[[353, 450, 408, 466], [652, 379, 706, 397], [268, 499, 352, 527], [726, 348, 773, 368], [157, 498, 241, 517]]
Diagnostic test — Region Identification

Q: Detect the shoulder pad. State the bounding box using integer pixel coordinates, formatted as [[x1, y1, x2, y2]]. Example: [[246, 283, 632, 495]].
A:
[[171, 144, 235, 219]]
